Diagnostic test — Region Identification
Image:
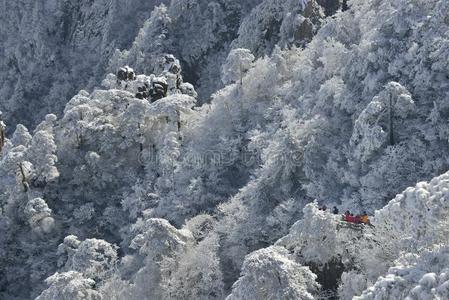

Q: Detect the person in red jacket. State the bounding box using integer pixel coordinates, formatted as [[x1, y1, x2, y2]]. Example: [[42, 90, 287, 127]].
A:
[[343, 210, 351, 222], [343, 212, 361, 224]]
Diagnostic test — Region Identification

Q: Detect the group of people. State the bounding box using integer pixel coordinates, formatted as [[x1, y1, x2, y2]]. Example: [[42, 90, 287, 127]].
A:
[[318, 205, 371, 225], [342, 210, 370, 225]]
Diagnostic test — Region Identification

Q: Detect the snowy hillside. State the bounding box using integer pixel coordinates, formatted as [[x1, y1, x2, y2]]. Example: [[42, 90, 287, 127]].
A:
[[227, 171, 449, 299], [0, 0, 167, 131], [1, 0, 449, 299], [0, 0, 341, 130]]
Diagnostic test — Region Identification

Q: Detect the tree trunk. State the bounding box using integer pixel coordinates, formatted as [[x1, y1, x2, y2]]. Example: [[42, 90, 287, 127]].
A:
[[18, 163, 29, 192], [388, 93, 395, 146], [239, 61, 243, 86], [138, 123, 143, 153], [0, 126, 4, 152]]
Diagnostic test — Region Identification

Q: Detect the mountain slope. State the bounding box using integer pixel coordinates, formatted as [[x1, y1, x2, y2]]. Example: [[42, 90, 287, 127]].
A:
[[0, 0, 341, 130], [0, 0, 167, 131], [1, 0, 449, 299]]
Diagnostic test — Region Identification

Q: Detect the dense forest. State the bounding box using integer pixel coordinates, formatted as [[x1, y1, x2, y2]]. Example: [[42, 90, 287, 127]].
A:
[[1, 0, 449, 299]]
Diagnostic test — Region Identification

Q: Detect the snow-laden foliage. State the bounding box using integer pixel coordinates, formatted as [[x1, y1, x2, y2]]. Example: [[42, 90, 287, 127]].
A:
[[233, 0, 325, 56], [108, 5, 173, 78], [0, 0, 166, 130], [342, 171, 449, 298], [36, 271, 102, 300], [272, 203, 382, 297], [109, 0, 267, 101], [2, 0, 449, 299], [221, 49, 255, 85], [227, 246, 319, 300], [344, 170, 449, 299], [161, 233, 224, 300], [372, 172, 449, 256], [241, 172, 449, 298], [57, 236, 118, 281], [356, 244, 449, 300], [0, 59, 199, 298], [24, 197, 55, 236], [0, 0, 335, 131]]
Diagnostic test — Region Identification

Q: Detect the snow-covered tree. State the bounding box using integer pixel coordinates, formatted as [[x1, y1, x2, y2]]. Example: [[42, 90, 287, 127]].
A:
[[36, 271, 102, 300], [356, 245, 449, 300], [108, 4, 172, 76], [222, 48, 255, 85], [161, 233, 224, 299], [227, 246, 319, 300], [24, 197, 55, 235], [27, 114, 60, 186], [233, 0, 325, 56], [57, 236, 118, 281], [350, 82, 415, 162], [118, 218, 190, 299]]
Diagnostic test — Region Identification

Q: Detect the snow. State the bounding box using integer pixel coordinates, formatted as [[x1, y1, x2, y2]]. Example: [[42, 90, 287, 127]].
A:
[[2, 0, 449, 299], [226, 246, 318, 300], [355, 245, 449, 300], [299, 0, 309, 10], [0, 0, 167, 131]]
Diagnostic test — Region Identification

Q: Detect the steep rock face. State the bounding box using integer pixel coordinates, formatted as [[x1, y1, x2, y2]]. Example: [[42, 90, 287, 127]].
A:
[[109, 0, 266, 104], [0, 0, 340, 130], [232, 0, 326, 57], [0, 0, 165, 131], [316, 0, 345, 16], [161, 0, 340, 102]]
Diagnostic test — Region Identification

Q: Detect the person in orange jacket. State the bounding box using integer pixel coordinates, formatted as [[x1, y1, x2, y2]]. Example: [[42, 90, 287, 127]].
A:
[[360, 211, 370, 224]]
